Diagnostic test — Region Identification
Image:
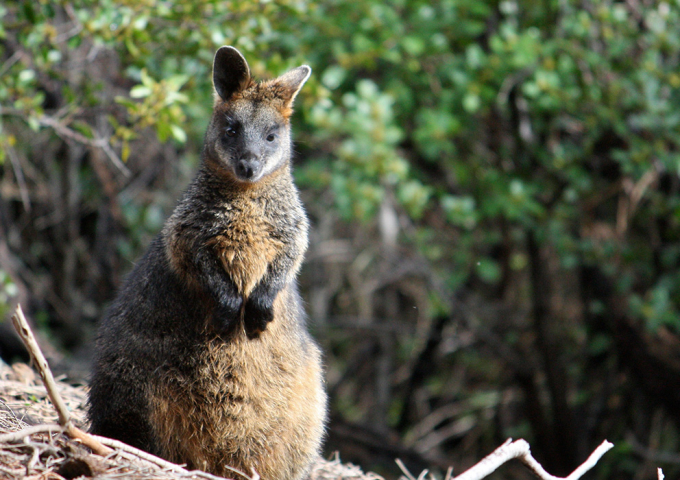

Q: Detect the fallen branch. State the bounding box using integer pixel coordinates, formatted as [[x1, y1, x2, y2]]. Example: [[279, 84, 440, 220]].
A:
[[397, 438, 613, 480], [452, 438, 613, 480], [11, 304, 113, 456]]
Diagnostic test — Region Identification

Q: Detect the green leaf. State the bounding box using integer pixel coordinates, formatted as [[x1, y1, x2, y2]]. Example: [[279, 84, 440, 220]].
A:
[[166, 74, 190, 90], [140, 69, 154, 88], [170, 124, 187, 143], [130, 85, 152, 98]]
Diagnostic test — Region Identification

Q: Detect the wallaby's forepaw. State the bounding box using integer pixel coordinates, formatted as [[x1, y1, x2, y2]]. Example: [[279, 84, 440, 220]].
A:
[[244, 296, 274, 339], [212, 295, 243, 332]]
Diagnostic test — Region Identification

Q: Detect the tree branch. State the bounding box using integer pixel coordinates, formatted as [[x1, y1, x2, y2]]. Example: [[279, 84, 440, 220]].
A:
[[0, 107, 130, 177], [35, 114, 130, 177]]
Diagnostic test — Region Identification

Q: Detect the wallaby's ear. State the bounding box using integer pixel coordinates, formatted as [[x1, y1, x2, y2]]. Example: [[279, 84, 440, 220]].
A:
[[275, 65, 311, 106], [213, 46, 251, 101]]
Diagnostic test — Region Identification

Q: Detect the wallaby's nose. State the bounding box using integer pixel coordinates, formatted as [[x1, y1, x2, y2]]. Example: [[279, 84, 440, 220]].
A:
[[236, 158, 261, 180]]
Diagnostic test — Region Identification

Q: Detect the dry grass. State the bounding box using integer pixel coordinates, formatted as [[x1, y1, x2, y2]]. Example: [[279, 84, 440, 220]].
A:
[[0, 361, 382, 480]]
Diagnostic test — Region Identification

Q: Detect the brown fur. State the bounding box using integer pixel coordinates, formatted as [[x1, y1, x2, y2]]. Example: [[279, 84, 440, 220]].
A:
[[227, 78, 301, 119], [149, 291, 326, 479]]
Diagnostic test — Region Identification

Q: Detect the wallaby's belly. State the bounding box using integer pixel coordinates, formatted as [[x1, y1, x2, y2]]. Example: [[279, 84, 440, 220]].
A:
[[148, 292, 326, 480]]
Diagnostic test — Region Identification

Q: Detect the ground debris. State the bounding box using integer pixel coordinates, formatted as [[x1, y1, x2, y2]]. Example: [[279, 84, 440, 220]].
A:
[[311, 455, 384, 480], [0, 359, 88, 429], [0, 361, 381, 480]]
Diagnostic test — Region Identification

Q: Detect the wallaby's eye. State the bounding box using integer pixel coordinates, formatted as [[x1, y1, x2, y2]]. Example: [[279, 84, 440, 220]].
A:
[[225, 126, 237, 137], [266, 133, 276, 142]]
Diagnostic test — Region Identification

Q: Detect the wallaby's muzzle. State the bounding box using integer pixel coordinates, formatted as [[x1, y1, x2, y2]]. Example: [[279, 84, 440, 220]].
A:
[[236, 157, 262, 181]]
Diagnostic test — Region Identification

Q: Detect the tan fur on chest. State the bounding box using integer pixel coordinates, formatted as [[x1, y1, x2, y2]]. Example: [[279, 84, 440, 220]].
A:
[[208, 199, 284, 297], [148, 291, 326, 480]]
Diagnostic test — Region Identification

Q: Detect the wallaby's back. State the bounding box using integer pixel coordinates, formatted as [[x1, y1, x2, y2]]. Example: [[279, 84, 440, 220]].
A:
[[88, 46, 327, 480]]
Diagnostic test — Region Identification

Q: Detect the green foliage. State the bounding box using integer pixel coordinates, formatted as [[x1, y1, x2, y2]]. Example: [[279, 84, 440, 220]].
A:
[[115, 69, 189, 157], [309, 79, 431, 220]]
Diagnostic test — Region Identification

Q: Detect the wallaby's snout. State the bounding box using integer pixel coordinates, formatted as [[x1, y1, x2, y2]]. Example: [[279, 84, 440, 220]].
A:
[[236, 152, 262, 181]]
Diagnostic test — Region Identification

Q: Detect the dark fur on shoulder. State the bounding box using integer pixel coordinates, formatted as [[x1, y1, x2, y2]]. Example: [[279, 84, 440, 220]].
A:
[[88, 46, 327, 480]]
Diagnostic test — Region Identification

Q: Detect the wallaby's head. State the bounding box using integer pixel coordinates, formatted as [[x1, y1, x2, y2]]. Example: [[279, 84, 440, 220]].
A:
[[205, 46, 310, 183]]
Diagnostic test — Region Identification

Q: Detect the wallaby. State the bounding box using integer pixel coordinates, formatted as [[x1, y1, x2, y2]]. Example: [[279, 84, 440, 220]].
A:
[[88, 46, 327, 480]]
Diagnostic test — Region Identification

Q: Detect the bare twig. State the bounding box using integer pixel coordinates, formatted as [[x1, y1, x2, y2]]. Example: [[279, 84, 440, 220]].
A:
[[54, 4, 83, 44], [92, 434, 241, 480], [617, 160, 662, 235], [0, 424, 62, 444], [11, 306, 72, 428], [0, 51, 22, 78], [521, 440, 613, 480], [451, 438, 613, 480], [26, 443, 40, 474], [396, 459, 417, 480], [36, 114, 130, 177], [94, 433, 261, 480], [5, 141, 31, 211], [626, 431, 680, 464], [11, 304, 113, 456], [0, 107, 130, 177]]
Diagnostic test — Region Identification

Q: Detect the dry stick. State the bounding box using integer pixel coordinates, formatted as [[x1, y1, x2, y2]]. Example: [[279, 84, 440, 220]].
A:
[[11, 304, 113, 456], [522, 440, 613, 480], [0, 424, 63, 444], [91, 435, 190, 472], [91, 434, 251, 480], [395, 459, 417, 480], [452, 438, 614, 480]]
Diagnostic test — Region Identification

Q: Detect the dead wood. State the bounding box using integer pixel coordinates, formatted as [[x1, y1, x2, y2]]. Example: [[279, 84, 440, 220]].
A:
[[11, 304, 112, 456]]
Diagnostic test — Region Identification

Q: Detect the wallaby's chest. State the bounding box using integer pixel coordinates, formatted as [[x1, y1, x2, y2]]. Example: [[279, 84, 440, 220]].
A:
[[209, 196, 285, 296]]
